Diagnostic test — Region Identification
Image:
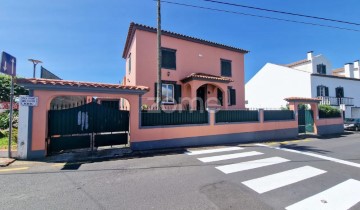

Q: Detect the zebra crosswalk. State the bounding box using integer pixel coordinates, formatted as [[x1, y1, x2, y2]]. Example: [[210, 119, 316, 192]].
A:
[[186, 146, 360, 210]]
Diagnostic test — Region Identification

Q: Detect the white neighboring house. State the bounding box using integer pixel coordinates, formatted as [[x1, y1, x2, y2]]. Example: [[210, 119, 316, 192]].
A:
[[246, 51, 360, 118]]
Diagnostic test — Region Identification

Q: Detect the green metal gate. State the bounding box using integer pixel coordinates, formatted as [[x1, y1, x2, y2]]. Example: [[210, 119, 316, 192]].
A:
[[47, 102, 129, 154], [298, 109, 314, 133]]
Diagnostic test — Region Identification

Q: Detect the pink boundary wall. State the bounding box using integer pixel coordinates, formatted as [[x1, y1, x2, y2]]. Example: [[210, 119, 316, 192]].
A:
[[28, 89, 344, 157]]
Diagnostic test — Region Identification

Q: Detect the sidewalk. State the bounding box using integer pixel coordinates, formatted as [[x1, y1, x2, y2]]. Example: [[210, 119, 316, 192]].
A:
[[0, 158, 16, 167]]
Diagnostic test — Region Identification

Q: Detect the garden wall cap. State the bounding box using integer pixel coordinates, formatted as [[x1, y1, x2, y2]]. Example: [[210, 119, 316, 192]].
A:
[[284, 97, 321, 103], [16, 78, 150, 91]]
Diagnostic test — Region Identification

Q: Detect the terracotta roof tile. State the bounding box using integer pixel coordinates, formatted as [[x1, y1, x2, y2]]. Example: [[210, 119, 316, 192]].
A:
[[122, 22, 249, 58], [181, 73, 234, 83], [332, 67, 345, 75], [16, 78, 149, 91], [285, 59, 311, 68], [284, 97, 321, 102]]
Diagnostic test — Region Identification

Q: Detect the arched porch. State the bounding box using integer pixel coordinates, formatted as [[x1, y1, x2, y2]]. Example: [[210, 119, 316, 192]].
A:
[[180, 73, 232, 110]]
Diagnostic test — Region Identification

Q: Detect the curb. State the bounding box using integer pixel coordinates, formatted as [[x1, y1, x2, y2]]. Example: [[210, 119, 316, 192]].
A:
[[0, 158, 16, 167]]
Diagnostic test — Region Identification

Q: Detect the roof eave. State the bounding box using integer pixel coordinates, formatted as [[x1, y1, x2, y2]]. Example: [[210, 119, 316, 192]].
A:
[[122, 22, 249, 58], [17, 82, 149, 95]]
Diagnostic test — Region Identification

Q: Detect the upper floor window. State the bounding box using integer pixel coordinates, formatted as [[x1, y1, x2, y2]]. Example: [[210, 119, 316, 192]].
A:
[[317, 64, 326, 74], [128, 53, 131, 74], [162, 48, 176, 69], [317, 85, 329, 97], [221, 59, 232, 77]]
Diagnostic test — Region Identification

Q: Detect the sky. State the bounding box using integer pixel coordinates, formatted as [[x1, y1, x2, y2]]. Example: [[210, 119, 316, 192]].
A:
[[1, 0, 360, 84]]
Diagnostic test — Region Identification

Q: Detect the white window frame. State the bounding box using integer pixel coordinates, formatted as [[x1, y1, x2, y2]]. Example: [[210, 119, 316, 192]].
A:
[[162, 84, 174, 104]]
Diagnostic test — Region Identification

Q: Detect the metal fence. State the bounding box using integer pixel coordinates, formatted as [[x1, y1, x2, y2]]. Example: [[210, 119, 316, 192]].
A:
[[215, 110, 259, 123], [141, 110, 209, 126], [264, 110, 294, 121]]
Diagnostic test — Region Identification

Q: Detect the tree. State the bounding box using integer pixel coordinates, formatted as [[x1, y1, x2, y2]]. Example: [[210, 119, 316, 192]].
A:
[[0, 75, 29, 102]]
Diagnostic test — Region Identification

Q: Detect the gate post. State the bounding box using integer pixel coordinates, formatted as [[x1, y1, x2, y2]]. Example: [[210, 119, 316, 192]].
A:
[[17, 96, 30, 159]]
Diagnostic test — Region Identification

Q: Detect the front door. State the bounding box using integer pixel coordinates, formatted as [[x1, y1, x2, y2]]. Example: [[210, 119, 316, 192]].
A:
[[196, 86, 206, 110], [298, 109, 314, 133]]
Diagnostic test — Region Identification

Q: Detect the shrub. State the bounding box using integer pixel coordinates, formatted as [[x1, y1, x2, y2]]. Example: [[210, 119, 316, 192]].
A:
[[1, 128, 18, 143], [319, 105, 341, 118], [0, 110, 19, 129]]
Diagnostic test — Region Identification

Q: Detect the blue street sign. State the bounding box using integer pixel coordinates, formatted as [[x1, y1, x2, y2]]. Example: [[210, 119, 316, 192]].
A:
[[0, 52, 16, 77]]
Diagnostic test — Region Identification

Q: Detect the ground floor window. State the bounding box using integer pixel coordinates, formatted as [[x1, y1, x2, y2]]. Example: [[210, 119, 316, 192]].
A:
[[162, 84, 174, 104]]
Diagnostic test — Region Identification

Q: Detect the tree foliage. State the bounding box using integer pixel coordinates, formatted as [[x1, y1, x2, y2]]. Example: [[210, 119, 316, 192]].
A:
[[0, 75, 29, 102]]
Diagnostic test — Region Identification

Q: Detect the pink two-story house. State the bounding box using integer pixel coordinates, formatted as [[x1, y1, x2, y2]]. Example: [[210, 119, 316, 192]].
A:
[[122, 23, 249, 110]]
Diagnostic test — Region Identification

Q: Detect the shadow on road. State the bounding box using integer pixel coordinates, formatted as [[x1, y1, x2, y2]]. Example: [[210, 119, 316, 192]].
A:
[[279, 143, 331, 154]]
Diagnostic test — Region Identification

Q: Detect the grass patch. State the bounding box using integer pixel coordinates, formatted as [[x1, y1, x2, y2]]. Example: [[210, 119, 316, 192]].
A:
[[0, 136, 17, 150]]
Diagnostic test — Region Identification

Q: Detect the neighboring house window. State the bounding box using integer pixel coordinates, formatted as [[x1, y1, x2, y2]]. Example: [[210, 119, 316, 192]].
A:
[[128, 54, 131, 74], [336, 87, 344, 98], [228, 87, 236, 106], [162, 48, 176, 69], [221, 59, 232, 77], [317, 64, 326, 74], [154, 82, 181, 104], [317, 85, 329, 97]]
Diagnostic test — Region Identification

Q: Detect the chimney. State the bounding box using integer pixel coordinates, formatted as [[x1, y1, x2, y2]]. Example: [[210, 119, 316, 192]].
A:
[[354, 60, 360, 79], [307, 51, 314, 60], [344, 63, 354, 78]]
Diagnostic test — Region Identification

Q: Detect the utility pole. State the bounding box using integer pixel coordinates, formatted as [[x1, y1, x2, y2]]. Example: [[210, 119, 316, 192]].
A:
[[156, 0, 162, 110], [8, 61, 14, 158]]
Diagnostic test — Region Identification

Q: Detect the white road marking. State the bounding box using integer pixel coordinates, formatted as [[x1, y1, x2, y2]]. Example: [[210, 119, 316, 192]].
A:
[[215, 157, 290, 174], [286, 179, 360, 210], [198, 151, 263, 163], [242, 166, 326, 194], [256, 143, 360, 169], [186, 147, 243, 155]]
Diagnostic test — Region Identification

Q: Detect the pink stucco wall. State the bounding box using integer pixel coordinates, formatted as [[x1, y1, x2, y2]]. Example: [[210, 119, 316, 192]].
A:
[[31, 90, 140, 151], [125, 30, 245, 109], [131, 111, 297, 142], [30, 89, 343, 155]]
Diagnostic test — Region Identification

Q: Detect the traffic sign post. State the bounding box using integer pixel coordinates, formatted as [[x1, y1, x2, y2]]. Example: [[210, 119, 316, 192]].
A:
[[1, 52, 17, 158]]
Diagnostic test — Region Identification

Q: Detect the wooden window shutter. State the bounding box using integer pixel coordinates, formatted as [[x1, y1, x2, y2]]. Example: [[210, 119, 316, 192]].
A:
[[154, 83, 158, 102], [174, 84, 182, 104], [317, 65, 321, 74], [325, 86, 329, 96], [316, 86, 320, 97], [230, 89, 236, 105]]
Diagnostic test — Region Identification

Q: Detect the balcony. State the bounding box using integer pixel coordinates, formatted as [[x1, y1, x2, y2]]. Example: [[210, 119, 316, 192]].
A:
[[318, 96, 354, 106]]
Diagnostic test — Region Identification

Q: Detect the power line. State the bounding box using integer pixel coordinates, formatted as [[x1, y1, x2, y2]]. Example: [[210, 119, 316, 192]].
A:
[[159, 0, 360, 33], [201, 0, 360, 26]]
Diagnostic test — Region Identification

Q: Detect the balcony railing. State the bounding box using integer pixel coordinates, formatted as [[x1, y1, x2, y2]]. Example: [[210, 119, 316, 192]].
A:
[[318, 96, 354, 106]]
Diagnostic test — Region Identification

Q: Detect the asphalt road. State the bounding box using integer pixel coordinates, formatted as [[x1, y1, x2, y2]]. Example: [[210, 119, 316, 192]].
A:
[[1, 132, 360, 210]]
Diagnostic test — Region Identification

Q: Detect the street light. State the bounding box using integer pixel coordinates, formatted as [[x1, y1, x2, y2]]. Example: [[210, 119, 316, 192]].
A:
[[28, 59, 42, 78]]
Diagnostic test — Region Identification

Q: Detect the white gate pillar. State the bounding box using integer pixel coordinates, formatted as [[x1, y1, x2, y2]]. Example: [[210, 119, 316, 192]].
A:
[[17, 95, 30, 159]]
